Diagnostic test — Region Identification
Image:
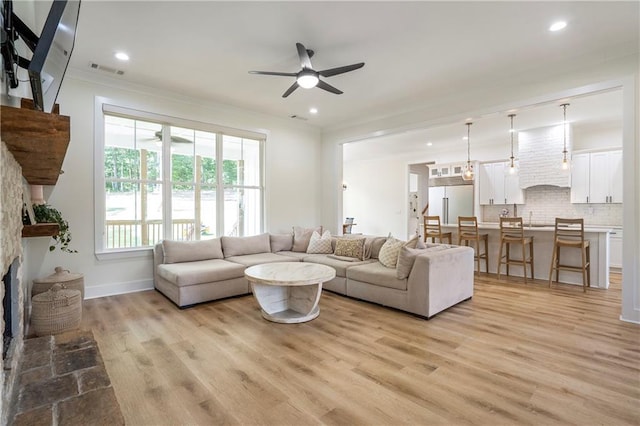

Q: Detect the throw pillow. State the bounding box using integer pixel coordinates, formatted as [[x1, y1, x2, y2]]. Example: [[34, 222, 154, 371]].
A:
[[396, 247, 425, 279], [307, 230, 333, 254], [334, 238, 365, 260], [270, 233, 293, 252], [405, 234, 419, 249], [292, 226, 322, 252], [221, 233, 271, 257], [378, 236, 405, 268]]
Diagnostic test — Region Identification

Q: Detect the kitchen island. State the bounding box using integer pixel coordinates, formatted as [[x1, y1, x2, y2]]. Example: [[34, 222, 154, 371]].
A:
[[441, 223, 611, 288]]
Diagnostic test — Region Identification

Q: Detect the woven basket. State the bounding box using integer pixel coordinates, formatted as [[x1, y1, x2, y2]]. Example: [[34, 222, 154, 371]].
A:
[[33, 266, 84, 299], [31, 284, 82, 336]]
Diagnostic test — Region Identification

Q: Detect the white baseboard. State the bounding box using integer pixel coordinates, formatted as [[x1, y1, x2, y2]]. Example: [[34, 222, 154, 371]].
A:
[[84, 279, 154, 299]]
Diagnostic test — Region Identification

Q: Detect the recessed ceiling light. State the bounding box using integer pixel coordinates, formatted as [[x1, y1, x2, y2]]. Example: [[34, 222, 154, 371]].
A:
[[549, 21, 567, 32], [463, 136, 468, 140], [115, 52, 130, 61], [309, 107, 318, 114], [426, 142, 433, 147]]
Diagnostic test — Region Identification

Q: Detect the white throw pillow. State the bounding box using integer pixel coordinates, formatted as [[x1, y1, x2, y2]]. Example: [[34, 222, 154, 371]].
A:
[[306, 230, 333, 254]]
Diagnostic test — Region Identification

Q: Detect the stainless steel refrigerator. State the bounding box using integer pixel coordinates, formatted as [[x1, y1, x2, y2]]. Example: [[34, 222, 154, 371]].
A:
[[428, 185, 474, 224]]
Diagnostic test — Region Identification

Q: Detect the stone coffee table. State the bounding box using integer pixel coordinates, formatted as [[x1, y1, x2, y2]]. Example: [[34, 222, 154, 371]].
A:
[[245, 262, 336, 323]]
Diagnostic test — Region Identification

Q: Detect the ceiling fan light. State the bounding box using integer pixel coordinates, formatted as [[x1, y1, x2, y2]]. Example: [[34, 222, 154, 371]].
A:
[[297, 73, 319, 89]]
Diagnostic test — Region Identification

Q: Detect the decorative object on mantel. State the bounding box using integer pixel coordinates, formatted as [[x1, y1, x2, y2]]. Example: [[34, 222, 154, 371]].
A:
[[508, 114, 517, 174], [24, 204, 77, 253], [560, 103, 570, 170], [462, 122, 475, 181], [33, 266, 85, 299]]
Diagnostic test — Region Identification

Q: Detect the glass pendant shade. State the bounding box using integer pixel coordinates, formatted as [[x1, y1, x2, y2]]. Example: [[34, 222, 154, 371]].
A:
[[462, 122, 474, 181], [561, 103, 570, 170]]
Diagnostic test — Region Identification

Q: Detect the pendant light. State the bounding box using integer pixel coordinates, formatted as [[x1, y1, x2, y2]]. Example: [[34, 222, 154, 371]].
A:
[[508, 114, 517, 174], [561, 103, 570, 170], [462, 122, 474, 181]]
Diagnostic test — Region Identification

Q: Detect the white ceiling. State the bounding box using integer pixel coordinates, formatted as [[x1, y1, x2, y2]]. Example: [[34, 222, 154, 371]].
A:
[[65, 1, 639, 132]]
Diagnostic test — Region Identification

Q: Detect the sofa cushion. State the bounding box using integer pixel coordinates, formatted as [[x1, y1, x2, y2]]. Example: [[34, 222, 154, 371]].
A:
[[292, 226, 322, 252], [347, 261, 408, 291], [275, 251, 308, 260], [304, 254, 375, 277], [221, 233, 271, 257], [162, 238, 223, 264], [307, 230, 333, 254], [334, 238, 365, 260], [396, 244, 454, 279], [157, 259, 245, 286], [270, 233, 293, 252], [367, 236, 388, 259], [225, 252, 300, 267]]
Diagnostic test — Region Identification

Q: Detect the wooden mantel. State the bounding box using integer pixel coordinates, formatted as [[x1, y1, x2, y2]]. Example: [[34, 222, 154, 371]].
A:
[[1, 99, 70, 185]]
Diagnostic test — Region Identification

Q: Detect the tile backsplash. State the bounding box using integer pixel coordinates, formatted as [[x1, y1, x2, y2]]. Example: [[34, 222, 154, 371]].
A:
[[481, 185, 622, 226]]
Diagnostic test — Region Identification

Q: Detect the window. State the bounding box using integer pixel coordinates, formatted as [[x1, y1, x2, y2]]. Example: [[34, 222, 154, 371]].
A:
[[98, 104, 264, 252]]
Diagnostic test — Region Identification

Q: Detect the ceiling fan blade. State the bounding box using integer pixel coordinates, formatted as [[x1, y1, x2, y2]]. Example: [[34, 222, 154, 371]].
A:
[[316, 80, 343, 95], [249, 70, 297, 77], [318, 62, 365, 78], [296, 42, 313, 69], [282, 82, 299, 98]]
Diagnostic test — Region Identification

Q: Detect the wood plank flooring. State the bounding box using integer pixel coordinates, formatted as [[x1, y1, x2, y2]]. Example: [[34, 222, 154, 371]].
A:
[[81, 273, 639, 425]]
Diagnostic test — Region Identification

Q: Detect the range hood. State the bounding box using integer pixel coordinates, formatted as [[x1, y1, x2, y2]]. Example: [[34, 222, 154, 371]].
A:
[[518, 124, 572, 188]]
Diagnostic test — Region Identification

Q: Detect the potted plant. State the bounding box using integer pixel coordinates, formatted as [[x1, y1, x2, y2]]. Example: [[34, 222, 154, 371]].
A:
[[24, 204, 77, 253]]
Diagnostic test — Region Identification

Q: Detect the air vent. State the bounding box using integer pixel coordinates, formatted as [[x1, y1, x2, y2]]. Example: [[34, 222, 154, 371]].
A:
[[89, 62, 125, 75], [289, 115, 308, 121]]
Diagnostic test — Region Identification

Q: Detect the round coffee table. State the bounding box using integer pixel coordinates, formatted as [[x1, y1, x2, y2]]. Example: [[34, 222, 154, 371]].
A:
[[245, 262, 336, 323]]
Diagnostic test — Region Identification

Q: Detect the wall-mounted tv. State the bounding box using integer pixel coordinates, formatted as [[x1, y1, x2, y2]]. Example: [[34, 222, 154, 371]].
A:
[[1, 0, 81, 113]]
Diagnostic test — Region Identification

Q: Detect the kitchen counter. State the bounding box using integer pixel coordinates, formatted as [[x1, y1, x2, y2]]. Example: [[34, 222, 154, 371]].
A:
[[441, 223, 612, 288]]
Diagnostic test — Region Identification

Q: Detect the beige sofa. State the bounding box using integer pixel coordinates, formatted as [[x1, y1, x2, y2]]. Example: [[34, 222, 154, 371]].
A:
[[153, 232, 474, 319]]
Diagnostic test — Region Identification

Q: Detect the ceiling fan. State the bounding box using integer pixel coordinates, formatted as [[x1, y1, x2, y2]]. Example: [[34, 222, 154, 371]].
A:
[[249, 42, 365, 98]]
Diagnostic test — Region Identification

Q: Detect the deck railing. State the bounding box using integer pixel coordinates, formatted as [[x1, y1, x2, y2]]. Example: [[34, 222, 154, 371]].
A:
[[105, 219, 197, 248]]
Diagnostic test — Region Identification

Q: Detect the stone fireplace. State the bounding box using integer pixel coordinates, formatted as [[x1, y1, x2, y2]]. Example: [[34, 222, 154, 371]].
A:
[[1, 140, 26, 424]]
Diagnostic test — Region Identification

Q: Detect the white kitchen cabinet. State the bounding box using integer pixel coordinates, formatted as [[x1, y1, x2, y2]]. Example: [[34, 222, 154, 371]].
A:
[[609, 229, 622, 269], [479, 161, 523, 205], [571, 150, 622, 204], [570, 153, 590, 203], [429, 164, 452, 179]]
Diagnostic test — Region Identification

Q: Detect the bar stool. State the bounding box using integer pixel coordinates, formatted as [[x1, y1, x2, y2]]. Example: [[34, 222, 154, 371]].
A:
[[497, 217, 534, 283], [548, 218, 590, 292], [457, 216, 489, 273], [423, 215, 452, 244]]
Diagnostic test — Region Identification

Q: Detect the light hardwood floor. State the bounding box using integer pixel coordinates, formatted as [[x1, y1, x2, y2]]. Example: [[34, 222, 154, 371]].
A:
[[82, 273, 639, 425]]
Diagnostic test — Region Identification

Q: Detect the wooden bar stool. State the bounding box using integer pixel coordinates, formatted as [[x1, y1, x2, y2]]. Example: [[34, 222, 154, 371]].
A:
[[457, 216, 489, 273], [423, 215, 452, 244], [497, 217, 534, 283], [548, 218, 590, 292]]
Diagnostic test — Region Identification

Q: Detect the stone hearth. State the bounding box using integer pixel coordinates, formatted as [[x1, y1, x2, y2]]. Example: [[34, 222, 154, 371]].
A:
[[10, 330, 124, 425]]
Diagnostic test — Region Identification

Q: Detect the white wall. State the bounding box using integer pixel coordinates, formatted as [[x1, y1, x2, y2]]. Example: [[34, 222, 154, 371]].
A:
[[23, 75, 322, 298]]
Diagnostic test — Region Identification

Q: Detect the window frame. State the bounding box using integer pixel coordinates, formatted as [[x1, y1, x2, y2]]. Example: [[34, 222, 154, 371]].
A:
[[94, 98, 266, 259]]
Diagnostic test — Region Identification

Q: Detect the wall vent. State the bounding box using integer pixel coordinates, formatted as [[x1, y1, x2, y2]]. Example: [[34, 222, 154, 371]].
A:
[[89, 62, 125, 76]]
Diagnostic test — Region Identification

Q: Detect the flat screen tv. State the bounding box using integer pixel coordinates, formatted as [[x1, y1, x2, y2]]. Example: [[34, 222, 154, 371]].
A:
[[1, 0, 81, 113]]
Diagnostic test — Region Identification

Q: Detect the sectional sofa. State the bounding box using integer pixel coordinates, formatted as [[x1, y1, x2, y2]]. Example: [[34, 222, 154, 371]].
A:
[[153, 230, 474, 319]]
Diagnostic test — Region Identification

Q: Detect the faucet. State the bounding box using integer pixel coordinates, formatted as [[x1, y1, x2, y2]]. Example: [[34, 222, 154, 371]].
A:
[[513, 203, 517, 218], [529, 211, 533, 228]]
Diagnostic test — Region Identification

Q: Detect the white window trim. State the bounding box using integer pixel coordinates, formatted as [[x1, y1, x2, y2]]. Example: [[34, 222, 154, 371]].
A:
[[94, 97, 267, 260]]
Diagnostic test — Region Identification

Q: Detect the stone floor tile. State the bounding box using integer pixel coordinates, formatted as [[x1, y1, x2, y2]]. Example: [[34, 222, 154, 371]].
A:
[[78, 365, 111, 393], [20, 349, 51, 371], [54, 330, 96, 353], [22, 335, 52, 353], [12, 404, 53, 426], [54, 346, 99, 375], [18, 373, 78, 413], [19, 364, 53, 387], [57, 387, 125, 426]]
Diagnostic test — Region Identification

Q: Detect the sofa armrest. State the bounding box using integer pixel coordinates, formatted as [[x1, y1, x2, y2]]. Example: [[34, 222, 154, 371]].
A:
[[153, 242, 164, 286], [407, 246, 474, 317]]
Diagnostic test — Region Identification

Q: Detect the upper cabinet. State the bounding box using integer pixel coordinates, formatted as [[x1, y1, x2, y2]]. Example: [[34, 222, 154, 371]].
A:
[[571, 150, 622, 204], [479, 161, 524, 205], [429, 162, 466, 179]]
